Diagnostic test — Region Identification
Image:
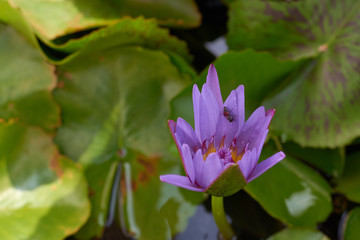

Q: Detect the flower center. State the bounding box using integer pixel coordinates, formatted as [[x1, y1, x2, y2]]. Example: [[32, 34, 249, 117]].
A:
[[201, 138, 244, 163], [217, 147, 234, 165]]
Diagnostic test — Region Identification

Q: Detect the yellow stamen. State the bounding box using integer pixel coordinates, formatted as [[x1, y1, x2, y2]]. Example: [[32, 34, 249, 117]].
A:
[[203, 141, 216, 161], [230, 145, 244, 163], [235, 151, 244, 162]]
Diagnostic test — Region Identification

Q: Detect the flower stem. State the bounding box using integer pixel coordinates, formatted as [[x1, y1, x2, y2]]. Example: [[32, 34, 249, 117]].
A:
[[211, 196, 235, 240]]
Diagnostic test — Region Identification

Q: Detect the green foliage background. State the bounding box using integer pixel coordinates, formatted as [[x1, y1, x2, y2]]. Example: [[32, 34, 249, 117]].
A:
[[0, 0, 359, 239]]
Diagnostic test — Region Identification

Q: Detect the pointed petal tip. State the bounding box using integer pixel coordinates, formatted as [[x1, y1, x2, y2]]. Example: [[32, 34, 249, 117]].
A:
[[266, 108, 276, 117], [168, 119, 176, 133], [236, 84, 244, 91], [246, 151, 286, 182], [265, 109, 275, 128], [192, 83, 200, 92], [181, 144, 195, 183], [205, 64, 223, 107], [159, 174, 205, 192]]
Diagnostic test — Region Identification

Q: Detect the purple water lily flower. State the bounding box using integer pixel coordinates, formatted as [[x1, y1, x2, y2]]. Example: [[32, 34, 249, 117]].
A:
[[160, 64, 285, 197]]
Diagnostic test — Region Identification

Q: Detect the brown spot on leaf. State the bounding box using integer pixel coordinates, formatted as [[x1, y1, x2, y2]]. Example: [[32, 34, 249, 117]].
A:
[[287, 7, 307, 23], [67, 14, 83, 28], [50, 153, 64, 177], [137, 155, 159, 185], [63, 72, 73, 80], [346, 53, 360, 72], [176, 19, 184, 25], [335, 123, 342, 135], [324, 117, 329, 132], [305, 125, 314, 140], [8, 102, 14, 110], [57, 81, 65, 88], [318, 44, 328, 52], [265, 3, 285, 22], [120, 178, 137, 195], [89, 187, 95, 197]]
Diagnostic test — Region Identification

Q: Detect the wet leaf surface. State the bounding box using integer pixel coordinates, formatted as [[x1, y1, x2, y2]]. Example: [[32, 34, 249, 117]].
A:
[[335, 152, 360, 203], [0, 122, 90, 240], [228, 0, 360, 148], [282, 141, 344, 177], [171, 50, 303, 124], [267, 228, 330, 240], [0, 25, 59, 131], [54, 45, 200, 238], [7, 0, 200, 39], [46, 17, 192, 64], [120, 153, 204, 240], [245, 144, 333, 227], [341, 207, 360, 240]]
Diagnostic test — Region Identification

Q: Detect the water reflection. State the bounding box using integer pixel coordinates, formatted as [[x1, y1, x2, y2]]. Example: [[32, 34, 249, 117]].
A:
[[285, 183, 317, 217], [174, 205, 218, 240]]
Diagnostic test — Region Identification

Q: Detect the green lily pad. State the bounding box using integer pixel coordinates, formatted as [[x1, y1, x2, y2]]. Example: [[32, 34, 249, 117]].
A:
[[54, 46, 195, 238], [45, 17, 192, 64], [0, 121, 90, 240], [282, 141, 344, 177], [120, 152, 204, 240], [75, 157, 119, 239], [335, 151, 360, 203], [55, 46, 189, 160], [0, 25, 59, 131], [228, 0, 360, 148], [0, 1, 37, 45], [245, 144, 333, 227], [267, 228, 330, 240], [171, 50, 303, 124], [227, 0, 360, 60], [7, 0, 200, 40], [341, 207, 360, 240]]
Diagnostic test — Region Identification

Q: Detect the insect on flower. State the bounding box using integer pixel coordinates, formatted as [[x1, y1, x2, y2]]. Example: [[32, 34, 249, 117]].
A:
[[222, 107, 236, 122], [160, 64, 285, 197]]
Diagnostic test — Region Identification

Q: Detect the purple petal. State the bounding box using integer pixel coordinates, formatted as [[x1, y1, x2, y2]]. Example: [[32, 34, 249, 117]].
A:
[[214, 90, 239, 147], [214, 117, 231, 148], [236, 106, 268, 152], [237, 149, 257, 180], [265, 109, 275, 128], [181, 144, 195, 184], [199, 93, 218, 143], [193, 84, 201, 139], [193, 149, 204, 185], [235, 85, 245, 131], [201, 83, 221, 118], [199, 153, 223, 188], [247, 151, 286, 182], [160, 174, 204, 192], [176, 117, 201, 153], [256, 129, 269, 159], [224, 90, 238, 114], [206, 64, 223, 107], [168, 119, 176, 137], [168, 119, 181, 151]]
